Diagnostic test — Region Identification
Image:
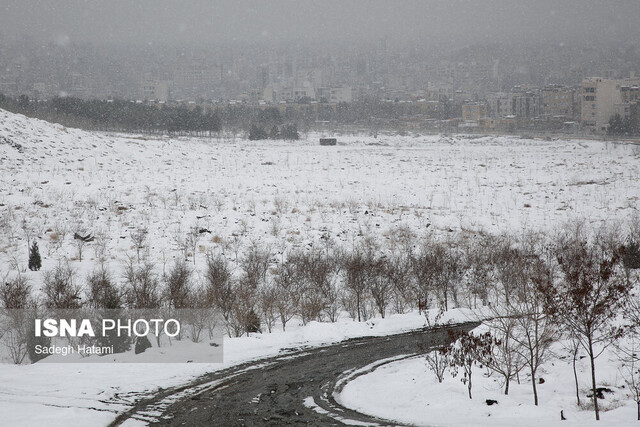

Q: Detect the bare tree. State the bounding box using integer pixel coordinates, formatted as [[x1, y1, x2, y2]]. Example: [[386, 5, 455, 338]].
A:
[[272, 256, 300, 331], [616, 333, 640, 421], [240, 244, 271, 289], [343, 248, 374, 322], [492, 235, 527, 306], [185, 226, 199, 265], [369, 256, 390, 318], [386, 254, 414, 315], [230, 277, 258, 337], [0, 276, 38, 364], [445, 330, 494, 399], [421, 307, 450, 383], [73, 231, 94, 262], [439, 242, 464, 310], [463, 235, 495, 308], [258, 281, 278, 333], [543, 227, 631, 420], [482, 314, 525, 395], [130, 228, 148, 263], [185, 285, 218, 343], [204, 254, 236, 337], [411, 242, 439, 313]]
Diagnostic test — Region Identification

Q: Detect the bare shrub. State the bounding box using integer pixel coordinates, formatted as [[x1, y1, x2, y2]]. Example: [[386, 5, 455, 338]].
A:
[[296, 251, 338, 323], [462, 235, 495, 308], [411, 241, 440, 312], [343, 247, 377, 321], [42, 263, 81, 309], [240, 244, 271, 289], [86, 267, 121, 309], [384, 254, 414, 314], [123, 261, 161, 309], [1, 275, 32, 309], [165, 260, 192, 309]]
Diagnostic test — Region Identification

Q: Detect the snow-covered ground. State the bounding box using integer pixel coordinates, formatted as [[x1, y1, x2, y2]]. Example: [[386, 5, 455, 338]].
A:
[[1, 109, 640, 425], [2, 108, 639, 282], [337, 343, 638, 426]]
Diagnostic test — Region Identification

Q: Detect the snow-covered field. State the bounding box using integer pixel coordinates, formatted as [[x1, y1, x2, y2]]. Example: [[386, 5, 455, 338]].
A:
[[1, 109, 640, 425]]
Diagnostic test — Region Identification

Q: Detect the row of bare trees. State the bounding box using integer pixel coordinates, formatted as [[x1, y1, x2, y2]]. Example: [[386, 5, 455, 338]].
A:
[[3, 219, 640, 420], [422, 223, 640, 421]]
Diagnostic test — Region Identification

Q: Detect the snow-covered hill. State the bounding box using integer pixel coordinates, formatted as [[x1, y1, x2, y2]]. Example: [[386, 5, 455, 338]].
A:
[[2, 108, 639, 285]]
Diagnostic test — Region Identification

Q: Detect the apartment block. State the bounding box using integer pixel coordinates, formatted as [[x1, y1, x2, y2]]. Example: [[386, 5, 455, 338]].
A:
[[540, 85, 576, 119], [581, 77, 640, 133], [462, 102, 487, 122]]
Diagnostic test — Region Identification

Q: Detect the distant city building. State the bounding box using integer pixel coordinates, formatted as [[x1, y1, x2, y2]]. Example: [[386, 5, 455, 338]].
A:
[[486, 92, 511, 118], [581, 76, 640, 133], [510, 87, 541, 119], [141, 80, 170, 102], [317, 87, 353, 103], [425, 82, 454, 102], [540, 85, 577, 119], [462, 102, 487, 122]]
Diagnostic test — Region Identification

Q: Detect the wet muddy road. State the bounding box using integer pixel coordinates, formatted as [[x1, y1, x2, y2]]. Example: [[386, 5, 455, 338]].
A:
[[111, 321, 478, 427]]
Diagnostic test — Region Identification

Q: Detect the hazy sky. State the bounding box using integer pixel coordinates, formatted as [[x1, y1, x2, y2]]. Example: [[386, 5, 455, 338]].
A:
[[1, 0, 639, 48]]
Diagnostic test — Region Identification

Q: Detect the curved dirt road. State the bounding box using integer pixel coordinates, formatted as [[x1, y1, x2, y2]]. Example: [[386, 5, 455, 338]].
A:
[[111, 321, 479, 426]]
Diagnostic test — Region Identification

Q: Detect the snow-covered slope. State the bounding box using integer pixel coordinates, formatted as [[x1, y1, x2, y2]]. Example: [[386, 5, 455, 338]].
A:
[[2, 108, 640, 286]]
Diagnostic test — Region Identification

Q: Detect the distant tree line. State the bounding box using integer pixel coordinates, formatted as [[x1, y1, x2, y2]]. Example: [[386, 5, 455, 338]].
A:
[[0, 94, 221, 135], [219, 98, 455, 135], [0, 92, 462, 137]]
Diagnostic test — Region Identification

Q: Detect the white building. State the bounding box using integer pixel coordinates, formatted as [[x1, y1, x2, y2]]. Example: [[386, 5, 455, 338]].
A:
[[581, 77, 640, 133]]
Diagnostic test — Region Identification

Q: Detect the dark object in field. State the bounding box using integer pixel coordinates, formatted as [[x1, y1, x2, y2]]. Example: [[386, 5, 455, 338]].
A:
[[135, 336, 152, 354], [320, 138, 337, 146], [486, 399, 498, 406], [199, 228, 212, 234], [561, 410, 566, 420], [73, 232, 94, 242], [587, 387, 613, 400]]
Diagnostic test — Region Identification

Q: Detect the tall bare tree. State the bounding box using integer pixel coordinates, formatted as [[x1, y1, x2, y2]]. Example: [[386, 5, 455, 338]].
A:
[[543, 228, 631, 420]]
